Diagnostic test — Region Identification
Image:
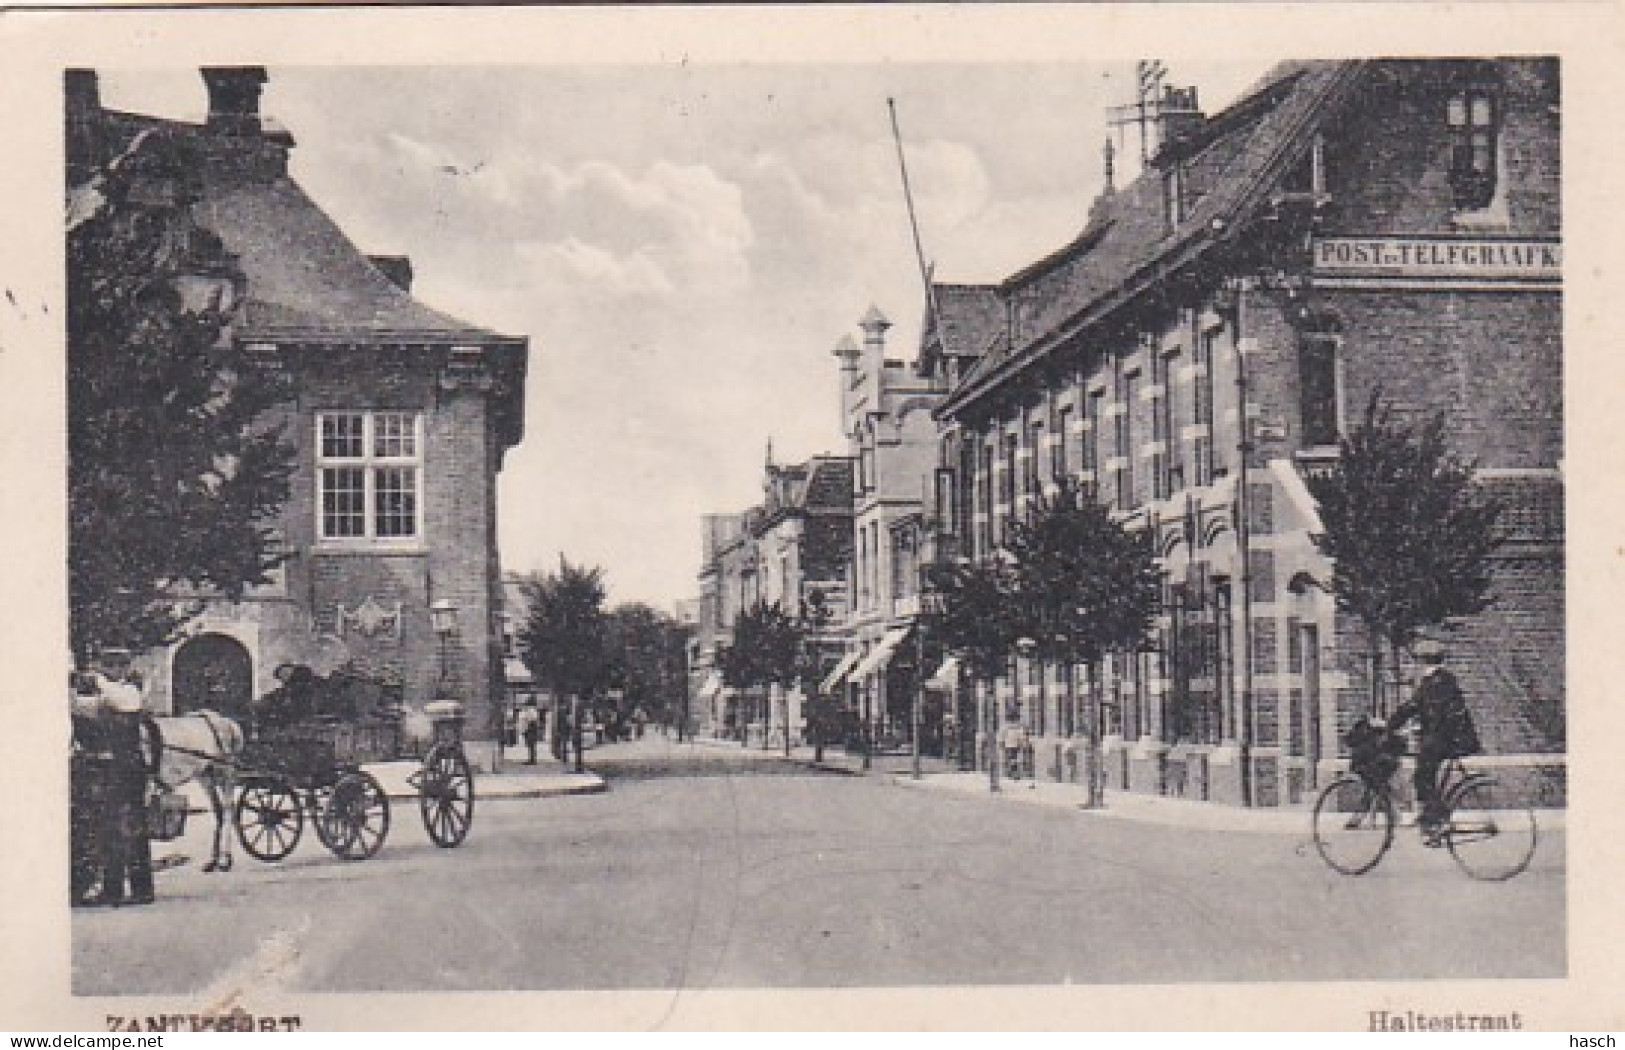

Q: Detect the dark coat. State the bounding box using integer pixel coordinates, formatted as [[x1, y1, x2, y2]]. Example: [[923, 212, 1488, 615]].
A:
[[1392, 666, 1482, 758]]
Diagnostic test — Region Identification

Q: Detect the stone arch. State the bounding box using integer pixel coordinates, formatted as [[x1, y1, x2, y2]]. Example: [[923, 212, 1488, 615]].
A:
[[171, 633, 254, 720]]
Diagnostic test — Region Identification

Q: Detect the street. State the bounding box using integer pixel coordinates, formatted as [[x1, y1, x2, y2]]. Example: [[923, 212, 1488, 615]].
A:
[[73, 736, 1564, 995]]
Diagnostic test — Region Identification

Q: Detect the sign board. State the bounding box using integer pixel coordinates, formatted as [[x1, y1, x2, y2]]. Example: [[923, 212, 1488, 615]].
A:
[[1312, 237, 1561, 283]]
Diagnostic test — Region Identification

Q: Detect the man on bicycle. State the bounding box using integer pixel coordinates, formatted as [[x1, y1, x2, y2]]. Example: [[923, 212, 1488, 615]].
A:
[[1388, 638, 1482, 843]]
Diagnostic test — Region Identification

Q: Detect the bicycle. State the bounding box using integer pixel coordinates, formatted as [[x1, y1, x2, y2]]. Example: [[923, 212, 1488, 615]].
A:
[[1311, 734, 1538, 881]]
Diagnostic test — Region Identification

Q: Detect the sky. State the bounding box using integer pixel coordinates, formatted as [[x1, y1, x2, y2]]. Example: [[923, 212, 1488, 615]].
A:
[[99, 60, 1267, 610]]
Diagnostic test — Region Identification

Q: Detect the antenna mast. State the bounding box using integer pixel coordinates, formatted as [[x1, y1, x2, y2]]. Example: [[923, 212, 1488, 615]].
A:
[[887, 98, 945, 356]]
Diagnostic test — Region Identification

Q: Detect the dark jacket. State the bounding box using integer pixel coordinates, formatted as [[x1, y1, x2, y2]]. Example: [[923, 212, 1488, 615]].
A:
[[1391, 666, 1482, 758]]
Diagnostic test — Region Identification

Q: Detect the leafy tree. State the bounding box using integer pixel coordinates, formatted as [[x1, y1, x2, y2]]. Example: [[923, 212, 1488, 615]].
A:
[[1307, 393, 1505, 714], [795, 589, 837, 762], [1004, 478, 1161, 806], [517, 557, 608, 769], [603, 602, 689, 730], [718, 600, 802, 749], [68, 128, 294, 659], [927, 553, 1024, 785]]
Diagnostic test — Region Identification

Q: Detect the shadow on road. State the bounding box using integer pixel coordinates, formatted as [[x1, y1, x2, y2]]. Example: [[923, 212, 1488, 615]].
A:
[[581, 740, 848, 782]]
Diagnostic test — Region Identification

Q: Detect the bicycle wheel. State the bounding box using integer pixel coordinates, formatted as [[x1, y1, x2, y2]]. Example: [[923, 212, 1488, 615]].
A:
[[1313, 775, 1396, 875], [1445, 776, 1537, 881]]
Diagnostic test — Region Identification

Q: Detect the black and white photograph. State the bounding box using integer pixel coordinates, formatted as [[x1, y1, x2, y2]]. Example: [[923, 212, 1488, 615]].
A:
[[1, 2, 1617, 1033]]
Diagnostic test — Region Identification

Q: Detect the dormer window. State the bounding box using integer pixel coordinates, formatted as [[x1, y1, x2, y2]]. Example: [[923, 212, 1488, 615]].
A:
[[1164, 164, 1186, 229], [1447, 88, 1499, 211]]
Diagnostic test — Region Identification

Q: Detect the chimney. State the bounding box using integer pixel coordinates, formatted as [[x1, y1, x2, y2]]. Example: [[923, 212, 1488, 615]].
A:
[[65, 70, 103, 183], [369, 255, 413, 292], [859, 305, 891, 355], [202, 67, 267, 136], [1157, 85, 1204, 150]]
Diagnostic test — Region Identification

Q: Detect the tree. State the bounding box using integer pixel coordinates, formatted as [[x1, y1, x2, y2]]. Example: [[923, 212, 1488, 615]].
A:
[[718, 600, 802, 749], [1004, 479, 1161, 807], [68, 128, 294, 659], [795, 589, 837, 762], [517, 557, 608, 769], [1306, 393, 1505, 714], [927, 553, 1024, 788], [602, 603, 689, 731]]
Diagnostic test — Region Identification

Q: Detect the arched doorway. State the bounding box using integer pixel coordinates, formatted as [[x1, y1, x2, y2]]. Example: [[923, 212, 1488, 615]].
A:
[[172, 634, 253, 719]]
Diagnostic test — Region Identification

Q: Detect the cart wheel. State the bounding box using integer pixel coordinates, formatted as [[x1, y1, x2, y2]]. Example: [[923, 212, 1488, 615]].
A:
[[234, 778, 304, 862], [419, 744, 475, 848], [320, 771, 390, 860]]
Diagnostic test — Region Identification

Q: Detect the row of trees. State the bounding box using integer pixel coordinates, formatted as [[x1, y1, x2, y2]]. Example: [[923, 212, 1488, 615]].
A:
[[928, 393, 1505, 805]]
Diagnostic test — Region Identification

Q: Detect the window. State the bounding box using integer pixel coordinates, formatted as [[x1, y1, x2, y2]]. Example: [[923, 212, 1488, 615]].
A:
[[1117, 369, 1137, 510], [317, 411, 422, 543], [1299, 333, 1341, 448], [1054, 406, 1073, 480], [1025, 422, 1043, 498], [1164, 165, 1185, 228], [1193, 328, 1217, 486], [1084, 389, 1103, 475], [1447, 87, 1499, 211]]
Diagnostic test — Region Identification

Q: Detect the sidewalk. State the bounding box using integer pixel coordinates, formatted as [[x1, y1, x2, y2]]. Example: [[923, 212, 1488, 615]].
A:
[[173, 746, 605, 811], [766, 743, 1567, 836]]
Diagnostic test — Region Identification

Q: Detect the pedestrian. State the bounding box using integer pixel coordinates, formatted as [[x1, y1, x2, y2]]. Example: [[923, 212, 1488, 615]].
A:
[[1389, 638, 1482, 844], [1002, 719, 1028, 780], [517, 700, 541, 765], [70, 669, 110, 907], [88, 651, 156, 907]]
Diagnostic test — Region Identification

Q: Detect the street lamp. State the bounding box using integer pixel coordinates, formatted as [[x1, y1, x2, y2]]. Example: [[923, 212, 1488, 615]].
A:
[[430, 598, 459, 695], [914, 589, 947, 782]]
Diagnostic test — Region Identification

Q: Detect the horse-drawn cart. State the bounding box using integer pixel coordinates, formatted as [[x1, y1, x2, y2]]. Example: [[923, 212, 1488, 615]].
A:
[[233, 704, 474, 863]]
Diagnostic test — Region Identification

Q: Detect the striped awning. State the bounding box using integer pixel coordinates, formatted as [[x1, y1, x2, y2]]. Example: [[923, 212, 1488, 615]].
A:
[[820, 650, 862, 694], [850, 627, 913, 681]]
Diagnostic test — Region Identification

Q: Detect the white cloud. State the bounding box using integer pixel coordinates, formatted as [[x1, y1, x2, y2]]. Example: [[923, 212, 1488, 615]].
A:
[[517, 238, 674, 297]]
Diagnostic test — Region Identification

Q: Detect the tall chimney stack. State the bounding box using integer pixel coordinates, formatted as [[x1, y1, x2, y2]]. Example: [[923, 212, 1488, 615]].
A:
[[202, 67, 267, 136]]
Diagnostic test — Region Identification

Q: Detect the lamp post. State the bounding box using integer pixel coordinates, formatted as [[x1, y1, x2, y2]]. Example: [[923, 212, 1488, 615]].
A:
[[430, 599, 458, 693], [915, 589, 947, 782], [1012, 637, 1037, 786]]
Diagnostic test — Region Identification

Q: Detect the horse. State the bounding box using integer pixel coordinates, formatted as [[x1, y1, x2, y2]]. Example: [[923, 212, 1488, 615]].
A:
[[147, 710, 244, 873]]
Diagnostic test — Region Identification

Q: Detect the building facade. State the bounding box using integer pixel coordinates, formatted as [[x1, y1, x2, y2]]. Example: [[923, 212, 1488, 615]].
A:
[[934, 59, 1562, 805], [823, 293, 1001, 758], [689, 455, 854, 743], [72, 68, 529, 742]]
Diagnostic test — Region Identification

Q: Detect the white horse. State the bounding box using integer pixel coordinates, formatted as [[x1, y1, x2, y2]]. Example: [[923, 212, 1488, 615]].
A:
[[147, 710, 244, 872]]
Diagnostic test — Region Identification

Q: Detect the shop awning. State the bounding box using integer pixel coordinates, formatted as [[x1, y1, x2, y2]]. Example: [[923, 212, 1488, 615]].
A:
[[697, 672, 724, 700], [820, 650, 862, 694], [504, 657, 533, 685], [925, 656, 961, 691], [850, 627, 913, 681]]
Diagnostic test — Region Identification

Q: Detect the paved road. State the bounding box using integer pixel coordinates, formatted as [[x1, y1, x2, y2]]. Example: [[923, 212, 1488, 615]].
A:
[[73, 736, 1563, 995]]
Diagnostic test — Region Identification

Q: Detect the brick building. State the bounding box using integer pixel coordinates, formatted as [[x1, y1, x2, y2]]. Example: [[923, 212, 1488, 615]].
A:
[[934, 58, 1562, 805], [70, 68, 529, 741], [690, 454, 853, 743]]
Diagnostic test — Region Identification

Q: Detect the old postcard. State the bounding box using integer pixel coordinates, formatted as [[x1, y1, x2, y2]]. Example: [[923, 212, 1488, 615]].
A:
[[2, 1, 1621, 1033]]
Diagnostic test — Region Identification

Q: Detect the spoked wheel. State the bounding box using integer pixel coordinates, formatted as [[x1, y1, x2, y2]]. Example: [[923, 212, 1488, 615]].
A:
[[1312, 775, 1396, 876], [1445, 776, 1538, 881], [234, 778, 305, 862], [318, 771, 391, 861], [419, 744, 475, 848]]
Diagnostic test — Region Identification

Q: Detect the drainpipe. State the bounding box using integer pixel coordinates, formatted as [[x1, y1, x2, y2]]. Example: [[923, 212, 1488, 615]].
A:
[[1232, 282, 1257, 808]]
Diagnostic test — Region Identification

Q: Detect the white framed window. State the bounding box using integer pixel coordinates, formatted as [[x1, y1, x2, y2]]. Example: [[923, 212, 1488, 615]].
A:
[[316, 410, 424, 544]]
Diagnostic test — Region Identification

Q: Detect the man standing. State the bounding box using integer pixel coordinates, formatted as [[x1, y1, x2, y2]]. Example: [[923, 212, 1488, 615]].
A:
[[1389, 638, 1482, 843], [517, 700, 541, 765], [92, 652, 155, 906]]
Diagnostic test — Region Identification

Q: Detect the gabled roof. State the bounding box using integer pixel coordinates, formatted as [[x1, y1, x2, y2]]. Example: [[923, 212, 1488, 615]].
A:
[[922, 283, 1004, 360], [940, 60, 1361, 419], [100, 110, 514, 346]]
